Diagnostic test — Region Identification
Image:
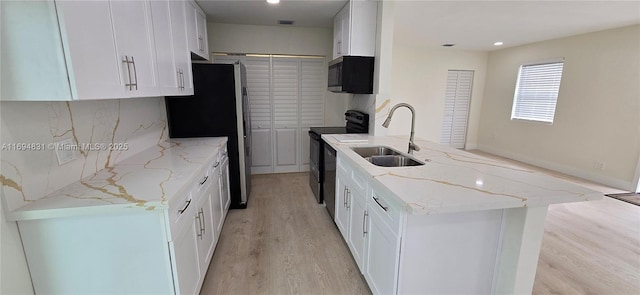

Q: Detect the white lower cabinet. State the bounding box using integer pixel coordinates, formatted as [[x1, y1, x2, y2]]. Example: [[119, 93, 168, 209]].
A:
[[335, 170, 350, 240], [195, 180, 216, 277], [347, 187, 366, 270], [335, 160, 402, 295], [18, 146, 231, 295], [172, 213, 201, 295], [364, 196, 401, 295]]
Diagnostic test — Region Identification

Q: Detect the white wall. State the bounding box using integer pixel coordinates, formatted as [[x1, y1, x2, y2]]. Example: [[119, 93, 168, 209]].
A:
[[0, 97, 168, 294], [388, 38, 488, 147], [477, 25, 640, 190], [207, 23, 348, 126]]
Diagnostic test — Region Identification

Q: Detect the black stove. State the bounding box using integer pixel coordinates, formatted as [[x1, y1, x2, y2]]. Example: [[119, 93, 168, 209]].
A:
[[308, 110, 368, 218], [309, 127, 348, 135]]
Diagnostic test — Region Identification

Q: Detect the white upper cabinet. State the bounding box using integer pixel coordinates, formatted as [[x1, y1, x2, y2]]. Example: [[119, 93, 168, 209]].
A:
[[56, 1, 126, 100], [150, 0, 179, 95], [186, 0, 209, 60], [110, 1, 158, 96], [332, 0, 378, 59], [1, 0, 197, 101], [170, 0, 194, 94]]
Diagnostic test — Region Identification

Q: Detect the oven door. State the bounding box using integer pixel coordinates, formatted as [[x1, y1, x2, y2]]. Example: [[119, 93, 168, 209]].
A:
[[308, 131, 322, 203]]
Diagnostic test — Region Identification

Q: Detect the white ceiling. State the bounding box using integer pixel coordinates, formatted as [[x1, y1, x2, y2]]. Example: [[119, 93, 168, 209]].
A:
[[197, 0, 348, 28], [197, 0, 640, 51]]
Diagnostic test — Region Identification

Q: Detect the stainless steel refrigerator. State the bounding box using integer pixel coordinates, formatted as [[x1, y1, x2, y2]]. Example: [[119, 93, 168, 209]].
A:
[[165, 62, 251, 208]]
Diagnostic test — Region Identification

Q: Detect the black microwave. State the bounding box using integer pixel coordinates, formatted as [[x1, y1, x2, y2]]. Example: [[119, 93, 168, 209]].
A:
[[327, 56, 374, 94]]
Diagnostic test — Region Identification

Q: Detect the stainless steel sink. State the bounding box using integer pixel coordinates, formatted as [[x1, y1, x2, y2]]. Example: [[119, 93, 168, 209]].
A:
[[366, 155, 424, 167], [351, 146, 402, 158], [351, 146, 425, 167]]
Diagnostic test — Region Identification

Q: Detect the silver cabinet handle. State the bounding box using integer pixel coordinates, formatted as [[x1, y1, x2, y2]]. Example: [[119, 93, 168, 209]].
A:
[[195, 213, 202, 238], [177, 70, 182, 90], [130, 56, 138, 90], [180, 69, 185, 90], [199, 176, 208, 186], [178, 199, 191, 215], [122, 55, 133, 90], [343, 186, 348, 207], [346, 190, 350, 210], [373, 196, 389, 212], [199, 209, 205, 237], [213, 161, 220, 169], [363, 211, 368, 236]]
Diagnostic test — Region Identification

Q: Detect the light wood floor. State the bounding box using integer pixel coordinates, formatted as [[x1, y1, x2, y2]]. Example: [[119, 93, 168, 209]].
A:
[[470, 151, 640, 295], [201, 172, 370, 294], [201, 155, 640, 295]]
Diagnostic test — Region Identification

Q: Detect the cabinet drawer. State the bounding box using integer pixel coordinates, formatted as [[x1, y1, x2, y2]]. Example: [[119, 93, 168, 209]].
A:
[[369, 190, 402, 232], [210, 152, 221, 173], [169, 189, 195, 239], [194, 166, 211, 195], [337, 154, 349, 176], [350, 167, 367, 196]]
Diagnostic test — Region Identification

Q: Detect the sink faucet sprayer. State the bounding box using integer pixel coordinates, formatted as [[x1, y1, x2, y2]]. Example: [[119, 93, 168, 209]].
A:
[[382, 103, 421, 154]]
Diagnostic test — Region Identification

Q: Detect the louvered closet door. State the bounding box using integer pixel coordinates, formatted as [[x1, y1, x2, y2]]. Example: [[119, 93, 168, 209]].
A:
[[273, 58, 299, 173], [440, 70, 474, 149], [299, 59, 325, 170], [243, 58, 273, 174], [214, 56, 274, 174]]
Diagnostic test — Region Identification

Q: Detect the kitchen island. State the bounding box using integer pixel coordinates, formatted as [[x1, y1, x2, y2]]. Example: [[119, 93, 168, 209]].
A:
[[322, 134, 602, 295]]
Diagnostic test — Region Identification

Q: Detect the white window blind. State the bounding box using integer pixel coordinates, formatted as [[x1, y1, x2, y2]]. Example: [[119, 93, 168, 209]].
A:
[[511, 60, 564, 123]]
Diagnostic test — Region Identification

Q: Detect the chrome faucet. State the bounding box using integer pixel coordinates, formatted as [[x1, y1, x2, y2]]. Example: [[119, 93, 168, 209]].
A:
[[382, 103, 421, 154]]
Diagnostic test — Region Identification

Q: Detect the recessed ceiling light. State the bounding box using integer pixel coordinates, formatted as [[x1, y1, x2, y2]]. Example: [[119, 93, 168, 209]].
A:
[[267, 0, 280, 4], [494, 41, 504, 46]]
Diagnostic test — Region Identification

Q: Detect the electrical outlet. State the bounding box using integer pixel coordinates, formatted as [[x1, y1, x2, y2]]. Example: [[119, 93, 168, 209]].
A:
[[54, 138, 78, 165], [593, 161, 605, 170]]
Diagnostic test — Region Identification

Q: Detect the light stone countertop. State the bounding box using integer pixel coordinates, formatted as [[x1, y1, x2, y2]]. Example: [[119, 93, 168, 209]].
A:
[[323, 134, 603, 215], [8, 137, 227, 221]]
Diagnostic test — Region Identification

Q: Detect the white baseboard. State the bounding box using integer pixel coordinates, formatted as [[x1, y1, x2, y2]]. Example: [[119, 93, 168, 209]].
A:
[[476, 144, 634, 191], [465, 143, 478, 150]]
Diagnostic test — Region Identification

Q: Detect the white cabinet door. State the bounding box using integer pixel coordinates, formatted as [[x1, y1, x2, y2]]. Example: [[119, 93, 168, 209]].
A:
[[110, 0, 158, 96], [196, 184, 215, 275], [332, 9, 342, 59], [172, 217, 201, 295], [347, 187, 367, 271], [220, 159, 231, 212], [185, 0, 208, 60], [56, 1, 124, 100], [364, 202, 401, 295], [1, 0, 72, 101], [185, 0, 198, 56], [335, 173, 350, 241], [339, 4, 351, 57], [170, 0, 193, 94], [149, 0, 179, 95], [195, 8, 209, 59], [332, 0, 376, 58], [210, 169, 224, 241]]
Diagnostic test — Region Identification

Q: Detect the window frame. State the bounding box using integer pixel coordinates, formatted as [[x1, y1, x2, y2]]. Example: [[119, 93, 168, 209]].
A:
[[510, 58, 565, 124]]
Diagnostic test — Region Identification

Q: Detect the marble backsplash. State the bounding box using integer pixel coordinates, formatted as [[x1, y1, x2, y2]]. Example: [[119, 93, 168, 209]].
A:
[[350, 93, 391, 136], [0, 97, 168, 212]]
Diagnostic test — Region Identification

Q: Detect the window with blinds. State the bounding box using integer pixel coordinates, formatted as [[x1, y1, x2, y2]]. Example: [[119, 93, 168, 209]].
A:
[[511, 60, 564, 123]]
